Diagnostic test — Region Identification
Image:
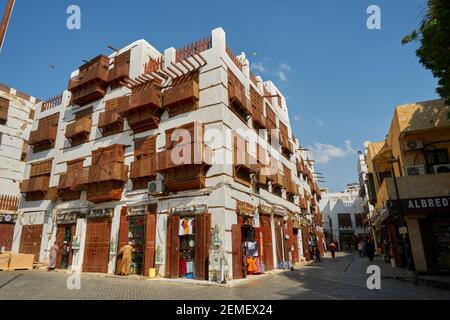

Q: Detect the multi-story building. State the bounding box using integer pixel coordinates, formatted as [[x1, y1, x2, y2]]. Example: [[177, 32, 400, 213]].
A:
[[0, 83, 38, 252], [357, 150, 377, 248], [365, 99, 450, 273], [11, 28, 323, 281], [319, 183, 368, 251]]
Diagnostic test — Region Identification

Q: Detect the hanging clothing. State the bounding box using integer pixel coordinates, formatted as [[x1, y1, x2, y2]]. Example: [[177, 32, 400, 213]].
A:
[[179, 218, 194, 235], [247, 257, 258, 273], [180, 259, 187, 275], [246, 242, 259, 257], [186, 261, 194, 274]]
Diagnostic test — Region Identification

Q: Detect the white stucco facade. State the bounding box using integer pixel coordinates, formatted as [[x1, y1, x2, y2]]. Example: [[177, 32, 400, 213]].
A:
[[13, 28, 322, 279]]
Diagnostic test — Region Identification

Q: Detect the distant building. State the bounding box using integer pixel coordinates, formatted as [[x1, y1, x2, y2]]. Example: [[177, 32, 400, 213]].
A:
[[319, 183, 368, 251], [365, 99, 450, 273], [0, 83, 38, 252]]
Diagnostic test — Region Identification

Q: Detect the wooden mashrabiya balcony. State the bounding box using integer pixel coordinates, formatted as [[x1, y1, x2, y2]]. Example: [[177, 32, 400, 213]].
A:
[[117, 82, 164, 133], [68, 55, 110, 106]]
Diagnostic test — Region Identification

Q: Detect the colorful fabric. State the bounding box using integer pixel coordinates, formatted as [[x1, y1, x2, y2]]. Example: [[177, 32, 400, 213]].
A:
[[246, 242, 259, 257], [180, 259, 187, 275], [247, 257, 258, 272], [179, 218, 194, 235], [186, 261, 194, 274]]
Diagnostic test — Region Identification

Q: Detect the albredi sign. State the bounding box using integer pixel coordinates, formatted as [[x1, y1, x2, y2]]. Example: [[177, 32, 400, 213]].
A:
[[391, 196, 450, 215]]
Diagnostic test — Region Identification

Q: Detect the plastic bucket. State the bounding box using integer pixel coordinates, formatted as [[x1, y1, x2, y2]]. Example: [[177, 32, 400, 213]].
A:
[[149, 268, 156, 278]]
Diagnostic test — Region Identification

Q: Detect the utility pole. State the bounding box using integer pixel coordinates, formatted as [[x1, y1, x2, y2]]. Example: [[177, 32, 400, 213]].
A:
[[0, 0, 15, 52]]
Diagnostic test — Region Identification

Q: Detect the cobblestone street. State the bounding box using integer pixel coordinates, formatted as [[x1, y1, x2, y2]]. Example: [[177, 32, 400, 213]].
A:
[[1, 253, 449, 300]]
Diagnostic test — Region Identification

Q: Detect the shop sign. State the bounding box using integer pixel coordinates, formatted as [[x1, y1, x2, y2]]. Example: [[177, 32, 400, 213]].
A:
[[56, 210, 87, 225], [88, 208, 114, 219], [0, 213, 18, 224], [171, 204, 208, 217], [388, 197, 450, 216], [236, 201, 256, 217], [258, 205, 273, 216], [273, 206, 286, 217], [128, 205, 147, 217]]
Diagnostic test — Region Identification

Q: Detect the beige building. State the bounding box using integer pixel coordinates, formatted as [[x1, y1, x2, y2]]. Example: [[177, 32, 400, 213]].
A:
[[0, 83, 38, 252], [365, 99, 450, 273]]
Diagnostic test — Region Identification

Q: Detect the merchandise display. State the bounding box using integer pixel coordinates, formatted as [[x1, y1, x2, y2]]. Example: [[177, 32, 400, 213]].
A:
[[128, 216, 145, 275]]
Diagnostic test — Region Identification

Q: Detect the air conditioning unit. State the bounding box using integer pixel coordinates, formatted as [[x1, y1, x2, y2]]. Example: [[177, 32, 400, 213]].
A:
[[433, 164, 450, 174], [148, 180, 165, 195], [405, 165, 426, 176], [404, 140, 424, 152]]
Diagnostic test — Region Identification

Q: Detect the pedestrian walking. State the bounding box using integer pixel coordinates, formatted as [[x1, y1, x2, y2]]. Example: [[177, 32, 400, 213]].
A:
[[366, 238, 375, 262], [118, 241, 134, 276], [329, 241, 337, 259], [358, 240, 365, 258], [48, 242, 59, 271], [313, 245, 321, 262]]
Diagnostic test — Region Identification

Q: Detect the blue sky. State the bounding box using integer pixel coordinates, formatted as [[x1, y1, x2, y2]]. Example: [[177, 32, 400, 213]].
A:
[[0, 0, 438, 192]]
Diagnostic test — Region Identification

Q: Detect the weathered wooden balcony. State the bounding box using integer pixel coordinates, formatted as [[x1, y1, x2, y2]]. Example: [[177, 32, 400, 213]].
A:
[[68, 55, 110, 106], [29, 126, 57, 148], [58, 168, 89, 191], [300, 198, 308, 210], [130, 157, 158, 180], [108, 50, 130, 84], [156, 143, 212, 172], [20, 176, 50, 195], [164, 166, 208, 192], [270, 172, 284, 188], [118, 83, 162, 116], [98, 110, 122, 130], [65, 117, 92, 141], [87, 163, 128, 184], [116, 83, 163, 133], [252, 109, 267, 129], [234, 149, 258, 174], [163, 77, 199, 117], [0, 97, 9, 123], [228, 71, 251, 118]]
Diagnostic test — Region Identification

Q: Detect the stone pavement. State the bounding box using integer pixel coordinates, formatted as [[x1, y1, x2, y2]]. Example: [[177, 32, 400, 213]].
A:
[[0, 252, 449, 300]]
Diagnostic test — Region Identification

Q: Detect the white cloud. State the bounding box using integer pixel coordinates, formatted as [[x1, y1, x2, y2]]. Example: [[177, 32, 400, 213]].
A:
[[317, 119, 325, 126], [308, 140, 357, 164], [276, 71, 288, 82], [280, 63, 292, 71], [252, 62, 267, 73], [345, 140, 357, 154], [293, 114, 301, 122]]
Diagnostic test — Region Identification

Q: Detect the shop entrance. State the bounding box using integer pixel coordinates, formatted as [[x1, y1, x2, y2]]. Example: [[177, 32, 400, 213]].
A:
[[166, 212, 211, 280], [56, 224, 76, 270], [259, 215, 274, 271], [232, 217, 264, 279], [83, 218, 112, 273], [0, 223, 15, 251], [117, 206, 157, 276], [273, 217, 285, 268], [293, 228, 300, 264], [422, 218, 450, 273], [19, 224, 43, 262]]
